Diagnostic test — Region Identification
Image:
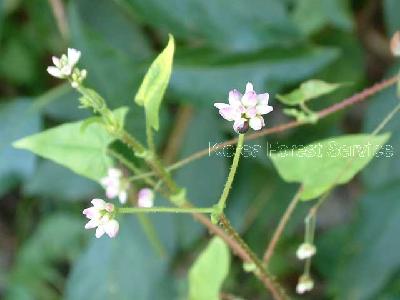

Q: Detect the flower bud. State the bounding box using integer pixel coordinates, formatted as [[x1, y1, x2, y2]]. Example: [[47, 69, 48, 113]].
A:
[[296, 243, 316, 260], [296, 275, 314, 294], [137, 188, 154, 208]]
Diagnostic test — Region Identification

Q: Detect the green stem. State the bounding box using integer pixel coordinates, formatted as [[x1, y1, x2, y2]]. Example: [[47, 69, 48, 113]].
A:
[[146, 121, 156, 153], [217, 134, 244, 212], [372, 102, 400, 135], [219, 215, 287, 300], [119, 207, 214, 214]]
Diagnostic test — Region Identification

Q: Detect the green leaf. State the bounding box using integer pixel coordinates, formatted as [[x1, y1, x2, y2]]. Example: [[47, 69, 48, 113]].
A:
[[23, 161, 100, 201], [171, 46, 339, 106], [188, 237, 230, 300], [276, 79, 345, 105], [123, 0, 299, 52], [5, 213, 86, 300], [270, 134, 390, 200], [135, 35, 174, 131], [292, 0, 353, 36], [13, 107, 128, 181], [68, 0, 151, 107], [331, 185, 400, 299], [65, 216, 169, 300], [0, 99, 41, 196]]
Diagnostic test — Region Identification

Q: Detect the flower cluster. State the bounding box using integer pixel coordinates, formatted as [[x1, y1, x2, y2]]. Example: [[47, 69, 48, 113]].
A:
[[390, 31, 400, 57], [47, 48, 87, 88], [214, 82, 273, 133], [100, 168, 129, 204], [83, 199, 119, 238], [295, 242, 316, 294]]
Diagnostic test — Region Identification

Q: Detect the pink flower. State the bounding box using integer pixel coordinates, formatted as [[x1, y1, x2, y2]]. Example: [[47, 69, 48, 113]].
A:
[[214, 82, 273, 133], [100, 168, 129, 204], [83, 199, 119, 238], [137, 188, 154, 208]]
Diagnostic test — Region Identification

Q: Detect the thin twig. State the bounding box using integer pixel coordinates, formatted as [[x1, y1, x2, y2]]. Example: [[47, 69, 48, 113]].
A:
[[48, 0, 69, 41], [163, 105, 193, 164], [220, 215, 288, 300], [171, 75, 399, 171], [263, 186, 304, 264]]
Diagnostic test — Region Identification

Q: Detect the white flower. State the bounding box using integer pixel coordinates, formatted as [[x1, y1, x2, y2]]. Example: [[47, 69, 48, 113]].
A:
[[83, 199, 119, 238], [137, 188, 154, 208], [100, 168, 129, 204], [296, 243, 317, 260], [214, 82, 273, 133], [47, 48, 81, 79], [296, 275, 314, 294], [390, 31, 400, 57]]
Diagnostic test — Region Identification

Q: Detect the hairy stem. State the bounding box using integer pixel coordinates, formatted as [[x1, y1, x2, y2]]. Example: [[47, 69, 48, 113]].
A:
[[263, 186, 303, 264], [219, 215, 288, 300], [217, 134, 244, 212]]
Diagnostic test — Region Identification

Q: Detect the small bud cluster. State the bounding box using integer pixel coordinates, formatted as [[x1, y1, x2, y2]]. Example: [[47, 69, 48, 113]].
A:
[[100, 168, 129, 204], [47, 48, 87, 88]]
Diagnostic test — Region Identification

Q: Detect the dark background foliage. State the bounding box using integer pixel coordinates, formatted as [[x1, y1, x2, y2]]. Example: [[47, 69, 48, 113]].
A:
[[0, 0, 399, 299]]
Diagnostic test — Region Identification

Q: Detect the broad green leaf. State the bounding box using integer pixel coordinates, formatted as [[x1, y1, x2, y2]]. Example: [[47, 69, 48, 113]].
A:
[[331, 185, 400, 299], [13, 107, 128, 181], [276, 79, 345, 105], [135, 35, 174, 131], [123, 0, 299, 52], [65, 216, 169, 300], [68, 0, 151, 108], [0, 99, 41, 196], [5, 213, 86, 300], [188, 237, 230, 300], [171, 46, 339, 106], [270, 134, 390, 200], [23, 161, 100, 201], [292, 0, 353, 35]]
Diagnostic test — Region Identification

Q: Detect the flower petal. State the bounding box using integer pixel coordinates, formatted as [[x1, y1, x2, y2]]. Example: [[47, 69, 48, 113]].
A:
[[218, 106, 241, 121], [67, 48, 81, 66], [47, 66, 63, 78], [52, 56, 61, 68], [95, 226, 105, 238], [138, 188, 154, 208], [245, 82, 254, 93], [256, 104, 273, 115], [233, 118, 246, 133], [85, 219, 99, 229], [104, 220, 119, 238], [249, 116, 265, 131], [91, 198, 106, 209], [228, 89, 242, 107], [245, 106, 257, 118], [214, 103, 230, 110], [241, 91, 257, 107], [118, 191, 128, 204], [108, 168, 122, 178], [257, 93, 269, 105], [83, 207, 100, 219]]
